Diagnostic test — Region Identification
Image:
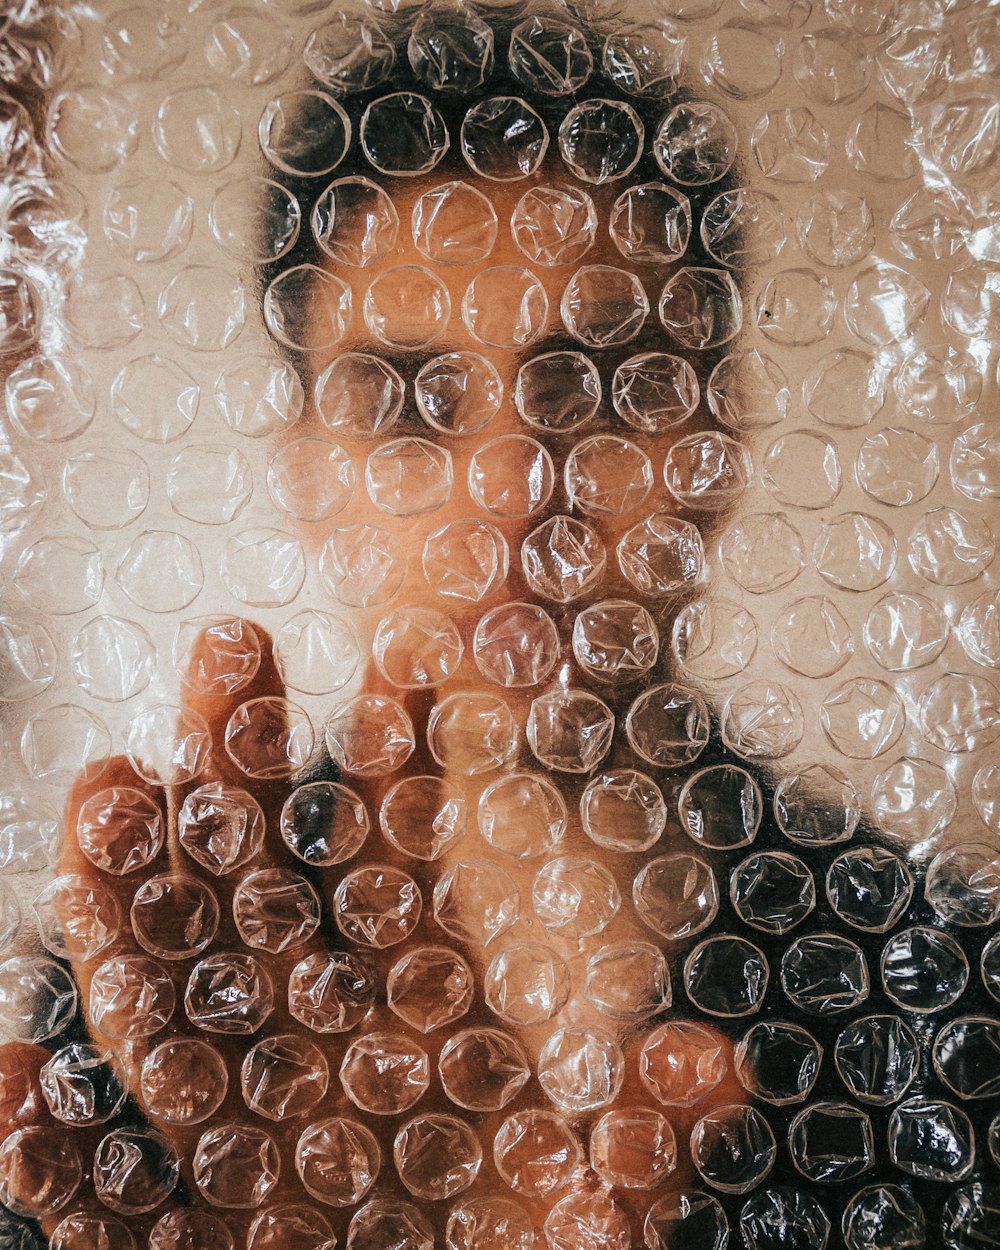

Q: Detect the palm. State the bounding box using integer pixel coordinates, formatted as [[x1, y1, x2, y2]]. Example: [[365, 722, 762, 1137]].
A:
[[0, 619, 738, 1250]]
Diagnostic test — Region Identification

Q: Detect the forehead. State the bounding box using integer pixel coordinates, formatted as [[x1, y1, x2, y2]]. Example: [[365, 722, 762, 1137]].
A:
[[253, 9, 743, 367]]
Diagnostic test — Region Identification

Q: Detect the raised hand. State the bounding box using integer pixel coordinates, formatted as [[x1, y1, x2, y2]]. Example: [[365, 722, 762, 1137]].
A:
[[0, 617, 741, 1250]]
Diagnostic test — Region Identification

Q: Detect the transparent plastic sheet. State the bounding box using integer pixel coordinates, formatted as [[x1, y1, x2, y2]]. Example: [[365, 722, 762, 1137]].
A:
[[0, 0, 997, 1247]]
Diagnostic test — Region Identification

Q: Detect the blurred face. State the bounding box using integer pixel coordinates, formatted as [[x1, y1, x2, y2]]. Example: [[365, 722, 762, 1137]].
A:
[[1, 14, 767, 1245], [266, 80, 756, 1241]]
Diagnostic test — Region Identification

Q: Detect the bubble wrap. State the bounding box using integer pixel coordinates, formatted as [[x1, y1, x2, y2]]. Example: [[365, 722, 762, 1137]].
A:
[[0, 0, 998, 1247]]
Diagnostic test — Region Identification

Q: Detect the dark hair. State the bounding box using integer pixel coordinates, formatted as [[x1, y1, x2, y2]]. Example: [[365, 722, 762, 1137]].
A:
[[262, 1, 739, 393]]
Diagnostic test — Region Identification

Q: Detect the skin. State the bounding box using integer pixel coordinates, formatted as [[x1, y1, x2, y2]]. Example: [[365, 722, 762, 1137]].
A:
[[0, 166, 749, 1245]]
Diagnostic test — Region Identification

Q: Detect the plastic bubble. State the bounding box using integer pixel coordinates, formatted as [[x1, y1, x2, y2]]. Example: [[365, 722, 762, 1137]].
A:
[[380, 775, 466, 861], [740, 1188, 831, 1250], [184, 951, 275, 1035], [34, 874, 120, 961], [827, 848, 914, 932], [50, 87, 139, 173], [731, 851, 815, 934], [662, 267, 743, 350], [304, 15, 394, 91], [836, 1019, 919, 1107], [193, 1123, 280, 1209], [446, 1197, 534, 1250], [888, 1098, 974, 1182], [790, 1102, 875, 1182], [614, 352, 698, 431], [634, 852, 718, 940], [433, 859, 520, 947], [543, 1191, 631, 1250], [464, 266, 547, 348], [881, 927, 968, 1012], [0, 1127, 82, 1218], [511, 186, 596, 267], [320, 524, 407, 608], [265, 265, 351, 352], [782, 934, 870, 1015], [469, 436, 554, 518], [40, 1043, 126, 1126], [581, 769, 665, 853], [626, 683, 710, 767], [326, 695, 415, 776], [154, 86, 240, 173], [89, 956, 174, 1041], [234, 868, 321, 954], [412, 181, 498, 265], [373, 606, 463, 688], [583, 944, 670, 1025], [149, 1211, 234, 1250], [640, 1021, 728, 1108], [388, 945, 474, 1032], [334, 864, 422, 948], [51, 1214, 135, 1250], [461, 96, 548, 181], [340, 1033, 429, 1115], [645, 1193, 729, 1250], [394, 1115, 482, 1200], [247, 1207, 335, 1250], [347, 1201, 433, 1250], [423, 519, 508, 602], [0, 956, 77, 1043], [521, 515, 605, 602], [705, 21, 782, 98], [439, 1028, 530, 1111], [528, 687, 614, 773], [281, 780, 369, 867], [932, 1016, 1000, 1101], [313, 176, 398, 267], [492, 1110, 580, 1198], [101, 9, 186, 78], [735, 1022, 821, 1105], [93, 1129, 179, 1215], [6, 355, 96, 441], [141, 1038, 229, 1125], [289, 950, 377, 1034], [362, 92, 448, 176], [685, 935, 769, 1018], [655, 101, 737, 185], [206, 8, 292, 85], [367, 436, 453, 513], [604, 22, 685, 97], [690, 1104, 777, 1194], [485, 943, 570, 1026], [241, 1034, 328, 1121], [259, 90, 350, 176], [703, 188, 786, 267], [417, 352, 502, 435], [508, 16, 592, 95], [215, 355, 303, 437], [842, 1185, 926, 1250]]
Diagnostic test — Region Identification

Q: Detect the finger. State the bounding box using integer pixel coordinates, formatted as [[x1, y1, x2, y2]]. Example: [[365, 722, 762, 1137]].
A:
[[54, 748, 306, 1218], [49, 626, 409, 1226], [59, 754, 168, 883], [342, 656, 443, 837], [0, 1043, 48, 1135], [0, 1041, 182, 1245], [54, 756, 171, 1064], [171, 619, 319, 890], [177, 617, 290, 795], [166, 623, 390, 1217]]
